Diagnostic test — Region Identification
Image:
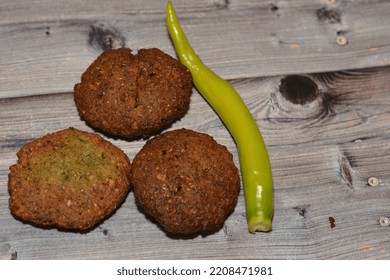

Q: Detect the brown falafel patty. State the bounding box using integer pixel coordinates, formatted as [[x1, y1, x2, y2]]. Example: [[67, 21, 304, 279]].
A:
[[130, 128, 240, 235], [74, 48, 193, 139], [8, 127, 131, 230]]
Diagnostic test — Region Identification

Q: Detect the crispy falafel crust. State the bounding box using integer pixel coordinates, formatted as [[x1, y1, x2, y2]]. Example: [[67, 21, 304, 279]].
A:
[[8, 127, 131, 230], [130, 128, 240, 235], [74, 48, 193, 140]]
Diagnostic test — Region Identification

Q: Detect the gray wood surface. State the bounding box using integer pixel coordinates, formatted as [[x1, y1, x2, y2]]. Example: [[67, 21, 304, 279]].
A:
[[1, 0, 390, 260]]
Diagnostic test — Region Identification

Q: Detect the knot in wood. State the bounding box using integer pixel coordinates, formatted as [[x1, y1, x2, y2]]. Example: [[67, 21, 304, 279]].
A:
[[380, 217, 390, 227], [279, 75, 319, 105], [368, 177, 379, 187], [316, 7, 341, 24], [88, 22, 126, 51]]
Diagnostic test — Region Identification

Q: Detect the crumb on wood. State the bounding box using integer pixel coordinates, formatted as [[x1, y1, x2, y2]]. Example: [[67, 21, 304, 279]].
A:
[[356, 244, 373, 251], [11, 250, 17, 260], [329, 216, 336, 228]]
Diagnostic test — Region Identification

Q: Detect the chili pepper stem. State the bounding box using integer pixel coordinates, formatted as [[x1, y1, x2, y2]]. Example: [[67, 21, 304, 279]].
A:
[[166, 0, 273, 233]]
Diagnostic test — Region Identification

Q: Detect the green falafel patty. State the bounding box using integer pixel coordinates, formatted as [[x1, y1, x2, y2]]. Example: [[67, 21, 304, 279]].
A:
[[8, 127, 131, 230]]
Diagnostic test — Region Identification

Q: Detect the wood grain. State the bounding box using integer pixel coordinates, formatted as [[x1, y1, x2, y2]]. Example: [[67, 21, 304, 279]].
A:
[[1, 0, 390, 260], [1, 0, 390, 98]]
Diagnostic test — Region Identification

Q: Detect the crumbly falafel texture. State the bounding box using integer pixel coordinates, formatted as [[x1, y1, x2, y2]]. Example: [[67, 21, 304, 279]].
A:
[[74, 48, 193, 140], [130, 128, 240, 235], [8, 127, 131, 230]]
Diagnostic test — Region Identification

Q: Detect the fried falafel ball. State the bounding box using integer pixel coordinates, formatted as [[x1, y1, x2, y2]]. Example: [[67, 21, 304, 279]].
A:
[[74, 48, 193, 140], [8, 127, 131, 230], [130, 128, 240, 235]]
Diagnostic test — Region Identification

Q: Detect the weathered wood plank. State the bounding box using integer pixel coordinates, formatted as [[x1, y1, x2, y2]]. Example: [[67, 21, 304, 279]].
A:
[[2, 0, 390, 260], [1, 66, 390, 259], [1, 0, 390, 98], [0, 0, 220, 26]]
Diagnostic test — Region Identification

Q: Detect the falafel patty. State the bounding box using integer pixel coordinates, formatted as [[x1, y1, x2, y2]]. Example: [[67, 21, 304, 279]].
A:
[[74, 48, 193, 140], [8, 127, 131, 230], [130, 128, 240, 235]]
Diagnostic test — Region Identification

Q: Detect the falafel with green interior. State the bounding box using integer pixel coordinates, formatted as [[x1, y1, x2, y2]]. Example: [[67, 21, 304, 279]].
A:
[[8, 127, 131, 230]]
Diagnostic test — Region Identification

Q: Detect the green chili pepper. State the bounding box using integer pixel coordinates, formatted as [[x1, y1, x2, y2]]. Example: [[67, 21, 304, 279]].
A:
[[166, 1, 273, 233]]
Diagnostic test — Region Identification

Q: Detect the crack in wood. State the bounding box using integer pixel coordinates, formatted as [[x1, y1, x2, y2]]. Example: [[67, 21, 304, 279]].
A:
[[339, 152, 354, 187]]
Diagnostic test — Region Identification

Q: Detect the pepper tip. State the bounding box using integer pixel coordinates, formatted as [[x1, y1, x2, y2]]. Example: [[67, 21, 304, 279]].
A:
[[248, 217, 272, 234]]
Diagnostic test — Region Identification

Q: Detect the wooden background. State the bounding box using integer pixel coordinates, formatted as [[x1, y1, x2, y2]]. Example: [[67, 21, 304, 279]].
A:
[[1, 0, 390, 260]]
